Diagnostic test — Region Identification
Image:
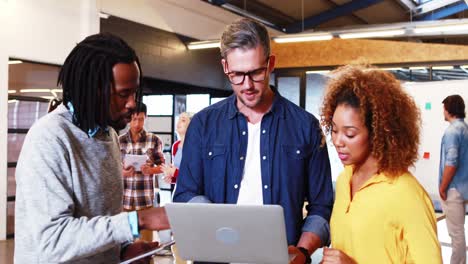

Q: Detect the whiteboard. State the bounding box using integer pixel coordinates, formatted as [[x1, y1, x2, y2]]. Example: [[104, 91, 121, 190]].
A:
[[404, 80, 468, 199]]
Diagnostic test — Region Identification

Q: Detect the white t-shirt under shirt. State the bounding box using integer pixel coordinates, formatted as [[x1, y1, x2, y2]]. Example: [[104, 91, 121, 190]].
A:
[[236, 121, 263, 205]]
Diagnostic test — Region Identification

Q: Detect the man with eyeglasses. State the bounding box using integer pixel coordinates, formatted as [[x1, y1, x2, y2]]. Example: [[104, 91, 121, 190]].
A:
[[173, 18, 333, 264]]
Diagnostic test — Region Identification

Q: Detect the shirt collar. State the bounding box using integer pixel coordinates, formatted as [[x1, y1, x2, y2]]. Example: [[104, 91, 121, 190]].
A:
[[67, 102, 109, 138], [126, 129, 147, 143], [226, 86, 286, 119], [344, 165, 395, 192]]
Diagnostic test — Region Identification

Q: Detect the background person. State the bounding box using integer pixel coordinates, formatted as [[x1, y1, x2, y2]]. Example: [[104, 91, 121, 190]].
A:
[[162, 112, 194, 184], [119, 102, 165, 243], [439, 94, 468, 264]]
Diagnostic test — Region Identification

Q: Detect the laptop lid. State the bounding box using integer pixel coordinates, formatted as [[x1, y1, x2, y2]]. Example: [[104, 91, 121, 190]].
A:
[[166, 203, 289, 264]]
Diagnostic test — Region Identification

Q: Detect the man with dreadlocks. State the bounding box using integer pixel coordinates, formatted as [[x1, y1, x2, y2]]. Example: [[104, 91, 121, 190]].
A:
[[14, 33, 169, 263]]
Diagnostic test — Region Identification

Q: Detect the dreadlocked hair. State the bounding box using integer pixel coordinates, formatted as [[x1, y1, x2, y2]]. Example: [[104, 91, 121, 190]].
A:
[[58, 32, 143, 134]]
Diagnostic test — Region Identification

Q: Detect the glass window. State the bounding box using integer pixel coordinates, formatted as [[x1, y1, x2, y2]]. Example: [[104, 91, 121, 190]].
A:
[[187, 94, 210, 113], [210, 97, 226, 105], [305, 73, 342, 181], [7, 201, 14, 236], [8, 60, 60, 238], [277, 77, 300, 106], [7, 134, 26, 163], [305, 73, 329, 119], [143, 95, 174, 116], [8, 100, 49, 129], [7, 168, 16, 197]]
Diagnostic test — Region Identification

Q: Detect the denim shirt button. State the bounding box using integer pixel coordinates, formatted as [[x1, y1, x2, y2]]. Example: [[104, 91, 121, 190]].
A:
[[264, 185, 268, 189], [208, 151, 212, 156], [262, 156, 266, 160], [240, 156, 244, 160], [234, 184, 239, 189], [296, 150, 301, 154], [242, 131, 246, 135], [262, 129, 266, 134]]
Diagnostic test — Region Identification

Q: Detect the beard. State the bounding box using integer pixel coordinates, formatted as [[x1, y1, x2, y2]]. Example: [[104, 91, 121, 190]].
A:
[[109, 118, 128, 131], [238, 89, 262, 109], [109, 112, 132, 131]]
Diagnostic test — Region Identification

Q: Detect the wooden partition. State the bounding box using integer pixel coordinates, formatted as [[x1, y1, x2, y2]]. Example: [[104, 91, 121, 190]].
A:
[[271, 38, 468, 68]]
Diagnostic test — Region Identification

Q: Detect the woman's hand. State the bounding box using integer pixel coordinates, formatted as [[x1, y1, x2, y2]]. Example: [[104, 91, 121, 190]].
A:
[[161, 164, 177, 183], [321, 247, 357, 264]]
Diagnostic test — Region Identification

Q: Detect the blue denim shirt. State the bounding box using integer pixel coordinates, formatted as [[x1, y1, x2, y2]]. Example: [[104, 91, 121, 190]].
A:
[[439, 118, 468, 200], [173, 92, 333, 246]]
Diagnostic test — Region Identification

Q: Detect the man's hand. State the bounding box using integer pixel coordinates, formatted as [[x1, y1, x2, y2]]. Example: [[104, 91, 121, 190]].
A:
[[321, 247, 357, 264], [439, 165, 457, 201], [439, 186, 447, 201], [138, 207, 171, 231], [123, 166, 135, 177], [288, 246, 307, 264], [121, 241, 159, 264]]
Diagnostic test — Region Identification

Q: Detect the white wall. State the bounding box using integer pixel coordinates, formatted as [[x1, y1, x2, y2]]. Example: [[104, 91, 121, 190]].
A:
[[98, 0, 282, 40], [0, 41, 8, 241], [0, 0, 100, 240], [1, 0, 99, 64], [404, 80, 468, 199]]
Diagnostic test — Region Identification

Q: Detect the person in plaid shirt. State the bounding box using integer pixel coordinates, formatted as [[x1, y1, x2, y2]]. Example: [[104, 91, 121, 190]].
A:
[[119, 103, 165, 211]]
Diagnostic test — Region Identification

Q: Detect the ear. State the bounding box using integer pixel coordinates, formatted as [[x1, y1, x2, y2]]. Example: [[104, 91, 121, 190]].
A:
[[221, 59, 228, 74], [268, 55, 276, 73]]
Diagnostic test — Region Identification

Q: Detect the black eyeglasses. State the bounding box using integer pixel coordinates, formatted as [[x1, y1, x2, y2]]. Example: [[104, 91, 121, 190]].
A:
[[225, 58, 270, 85]]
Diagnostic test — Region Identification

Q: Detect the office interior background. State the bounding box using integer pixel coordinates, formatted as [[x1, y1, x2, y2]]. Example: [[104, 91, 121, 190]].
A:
[[2, 0, 468, 262]]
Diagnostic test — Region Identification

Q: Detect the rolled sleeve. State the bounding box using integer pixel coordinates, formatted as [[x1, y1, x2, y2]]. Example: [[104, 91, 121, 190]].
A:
[[188, 195, 212, 203], [444, 128, 461, 167], [302, 215, 330, 246], [445, 146, 459, 167]]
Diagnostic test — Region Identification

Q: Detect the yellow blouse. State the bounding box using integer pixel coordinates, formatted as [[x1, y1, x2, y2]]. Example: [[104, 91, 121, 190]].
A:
[[330, 166, 442, 264]]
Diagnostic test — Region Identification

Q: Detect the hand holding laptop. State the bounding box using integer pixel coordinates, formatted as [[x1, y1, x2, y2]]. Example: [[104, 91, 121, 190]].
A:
[[288, 245, 307, 264], [321, 246, 357, 264], [121, 241, 160, 264]]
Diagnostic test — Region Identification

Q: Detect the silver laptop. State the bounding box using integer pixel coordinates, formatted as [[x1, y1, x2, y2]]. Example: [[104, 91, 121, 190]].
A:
[[165, 203, 290, 264]]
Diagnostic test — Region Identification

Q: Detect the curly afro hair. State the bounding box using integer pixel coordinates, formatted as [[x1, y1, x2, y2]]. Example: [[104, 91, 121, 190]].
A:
[[321, 65, 421, 177]]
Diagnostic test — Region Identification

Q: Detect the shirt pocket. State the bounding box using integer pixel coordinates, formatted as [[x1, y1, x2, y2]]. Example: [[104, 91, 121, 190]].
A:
[[282, 144, 313, 159], [203, 144, 226, 160], [281, 144, 313, 184], [202, 144, 228, 200]]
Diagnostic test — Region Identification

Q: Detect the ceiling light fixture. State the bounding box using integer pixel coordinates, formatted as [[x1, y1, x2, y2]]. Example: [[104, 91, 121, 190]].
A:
[[20, 89, 53, 93], [432, 66, 454, 70], [187, 40, 220, 50], [409, 66, 427, 70], [98, 12, 110, 19], [306, 70, 330, 74], [413, 23, 468, 34], [273, 33, 333, 43], [8, 90, 16, 94], [380, 67, 402, 71], [339, 29, 406, 39], [8, 60, 22, 65]]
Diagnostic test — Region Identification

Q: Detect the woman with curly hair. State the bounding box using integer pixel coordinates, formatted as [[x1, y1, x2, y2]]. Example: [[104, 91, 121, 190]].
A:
[[320, 65, 442, 264]]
